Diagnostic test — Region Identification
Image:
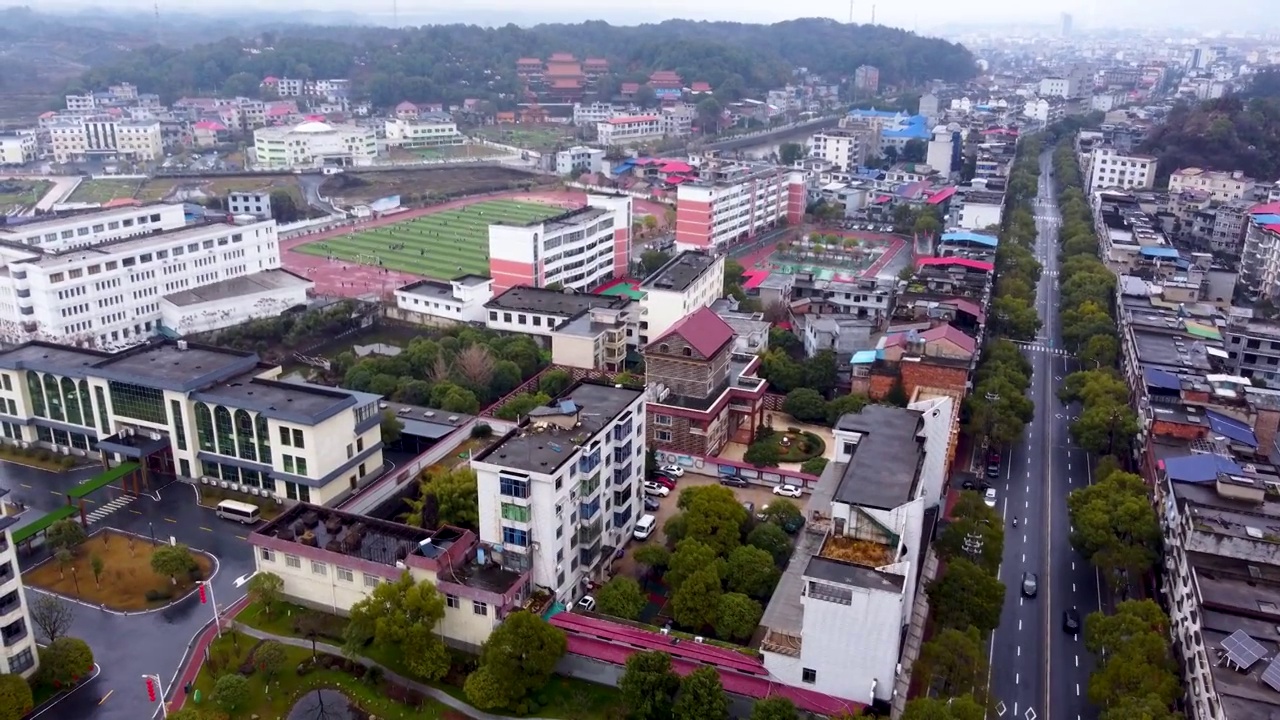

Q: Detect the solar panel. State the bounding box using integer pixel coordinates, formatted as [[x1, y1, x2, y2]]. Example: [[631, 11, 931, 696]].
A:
[[1222, 629, 1268, 670], [1261, 657, 1280, 693]]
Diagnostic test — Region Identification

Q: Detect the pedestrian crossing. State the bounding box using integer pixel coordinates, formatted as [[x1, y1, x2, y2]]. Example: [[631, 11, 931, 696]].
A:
[[1015, 343, 1071, 357], [84, 495, 136, 525]]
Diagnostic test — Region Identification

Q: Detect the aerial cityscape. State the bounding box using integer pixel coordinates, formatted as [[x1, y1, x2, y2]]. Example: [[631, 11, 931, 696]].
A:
[[0, 2, 1271, 720]]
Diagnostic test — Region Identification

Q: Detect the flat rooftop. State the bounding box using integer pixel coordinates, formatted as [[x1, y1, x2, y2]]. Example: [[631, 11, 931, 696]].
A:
[[94, 342, 259, 391], [486, 286, 627, 317], [379, 401, 475, 440], [26, 219, 270, 268], [163, 269, 312, 307], [475, 381, 643, 475], [1131, 329, 1214, 372], [832, 405, 924, 510], [640, 251, 716, 293], [195, 376, 375, 425], [0, 203, 181, 235]]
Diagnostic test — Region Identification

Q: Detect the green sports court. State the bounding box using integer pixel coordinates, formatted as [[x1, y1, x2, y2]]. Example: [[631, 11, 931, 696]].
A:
[[293, 199, 565, 279]]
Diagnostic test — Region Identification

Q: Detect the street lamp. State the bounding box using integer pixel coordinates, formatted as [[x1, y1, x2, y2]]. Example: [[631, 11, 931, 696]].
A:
[[199, 581, 221, 638], [149, 521, 156, 545], [142, 673, 168, 718]]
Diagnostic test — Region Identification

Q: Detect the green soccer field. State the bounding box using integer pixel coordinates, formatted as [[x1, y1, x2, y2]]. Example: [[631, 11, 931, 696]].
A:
[[294, 200, 565, 279]]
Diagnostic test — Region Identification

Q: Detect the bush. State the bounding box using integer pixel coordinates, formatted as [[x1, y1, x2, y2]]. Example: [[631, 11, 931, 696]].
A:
[[0, 673, 32, 719], [292, 611, 346, 642], [470, 423, 493, 439], [800, 457, 829, 476], [237, 639, 267, 675], [59, 456, 76, 469]]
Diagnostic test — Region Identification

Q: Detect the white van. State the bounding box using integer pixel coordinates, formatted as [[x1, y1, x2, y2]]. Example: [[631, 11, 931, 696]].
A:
[[633, 514, 657, 541], [215, 499, 261, 524]]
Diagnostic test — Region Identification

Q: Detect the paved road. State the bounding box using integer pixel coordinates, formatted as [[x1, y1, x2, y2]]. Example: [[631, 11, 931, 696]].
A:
[[0, 463, 255, 720], [987, 150, 1102, 720]]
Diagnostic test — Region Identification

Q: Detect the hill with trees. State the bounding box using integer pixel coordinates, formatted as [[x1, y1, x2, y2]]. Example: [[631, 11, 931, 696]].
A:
[[1137, 95, 1280, 185], [73, 18, 976, 108]]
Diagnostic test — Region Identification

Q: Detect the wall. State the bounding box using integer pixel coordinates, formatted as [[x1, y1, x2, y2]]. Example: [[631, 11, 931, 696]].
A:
[[382, 305, 463, 329]]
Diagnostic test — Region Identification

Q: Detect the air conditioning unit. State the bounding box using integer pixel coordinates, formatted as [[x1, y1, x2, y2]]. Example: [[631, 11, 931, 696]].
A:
[[200, 477, 209, 485], [219, 481, 229, 489]]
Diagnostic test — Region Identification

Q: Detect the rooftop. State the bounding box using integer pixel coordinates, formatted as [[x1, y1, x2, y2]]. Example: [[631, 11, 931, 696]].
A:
[[832, 406, 925, 510], [195, 376, 374, 425], [26, 219, 272, 268], [473, 381, 644, 475], [378, 402, 475, 441], [162, 269, 312, 307], [486, 286, 627, 317], [640, 251, 718, 293]]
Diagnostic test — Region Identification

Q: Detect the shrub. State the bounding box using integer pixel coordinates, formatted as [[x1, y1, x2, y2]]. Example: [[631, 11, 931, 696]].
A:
[[800, 457, 829, 476], [59, 456, 76, 469], [296, 660, 314, 676], [470, 423, 493, 439]]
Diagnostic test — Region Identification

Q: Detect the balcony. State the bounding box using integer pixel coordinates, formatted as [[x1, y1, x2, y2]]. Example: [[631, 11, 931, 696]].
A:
[[578, 535, 603, 568], [579, 497, 601, 522], [576, 518, 604, 547], [1, 620, 26, 648], [613, 465, 633, 487], [578, 472, 601, 497]]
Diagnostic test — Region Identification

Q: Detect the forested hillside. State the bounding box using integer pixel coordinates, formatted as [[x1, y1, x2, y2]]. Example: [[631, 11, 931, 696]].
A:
[[1138, 96, 1280, 184]]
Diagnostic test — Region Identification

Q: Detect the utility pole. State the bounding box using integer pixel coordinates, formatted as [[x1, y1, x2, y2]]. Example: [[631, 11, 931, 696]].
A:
[[848, 0, 854, 23]]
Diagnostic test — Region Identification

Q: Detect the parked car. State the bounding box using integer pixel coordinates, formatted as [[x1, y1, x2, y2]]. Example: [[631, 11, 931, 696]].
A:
[[643, 496, 661, 512], [984, 488, 997, 508], [577, 596, 597, 612], [719, 475, 749, 488], [643, 481, 670, 497], [660, 465, 684, 478], [1062, 608, 1081, 633], [651, 474, 677, 490], [986, 461, 1001, 479], [773, 484, 803, 498], [633, 514, 657, 540], [961, 478, 976, 490], [1022, 572, 1038, 598]]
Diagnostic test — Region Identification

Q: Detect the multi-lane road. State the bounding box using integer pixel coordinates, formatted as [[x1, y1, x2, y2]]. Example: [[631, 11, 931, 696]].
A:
[[986, 149, 1103, 720]]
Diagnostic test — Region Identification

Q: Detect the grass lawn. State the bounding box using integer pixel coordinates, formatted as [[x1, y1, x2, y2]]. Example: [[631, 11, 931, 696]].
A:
[[0, 179, 50, 208], [236, 600, 625, 719], [192, 632, 462, 720], [23, 530, 214, 610], [134, 177, 182, 202], [474, 126, 570, 151], [293, 199, 564, 279], [0, 445, 76, 472], [67, 178, 142, 204], [414, 144, 507, 160]]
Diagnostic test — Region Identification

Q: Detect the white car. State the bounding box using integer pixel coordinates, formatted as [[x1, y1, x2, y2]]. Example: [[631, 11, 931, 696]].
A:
[[577, 595, 596, 612], [643, 481, 670, 497], [773, 484, 803, 498], [660, 465, 685, 478], [984, 488, 997, 508]]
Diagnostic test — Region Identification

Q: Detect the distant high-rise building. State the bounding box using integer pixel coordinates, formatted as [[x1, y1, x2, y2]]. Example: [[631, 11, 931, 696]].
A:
[[1060, 12, 1073, 36]]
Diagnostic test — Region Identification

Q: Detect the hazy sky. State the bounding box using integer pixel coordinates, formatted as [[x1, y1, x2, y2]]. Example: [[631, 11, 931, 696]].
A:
[[32, 0, 1271, 32]]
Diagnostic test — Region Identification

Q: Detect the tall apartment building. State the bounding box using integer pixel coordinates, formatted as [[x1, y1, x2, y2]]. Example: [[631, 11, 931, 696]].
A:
[[1086, 145, 1158, 195], [0, 212, 282, 347], [853, 65, 880, 94], [469, 381, 647, 605], [0, 203, 187, 253], [0, 492, 37, 678], [759, 400, 952, 706], [1240, 203, 1280, 302], [636, 251, 724, 346], [1168, 168, 1256, 204], [48, 118, 163, 164], [488, 195, 631, 293], [808, 124, 879, 172], [596, 116, 665, 147], [674, 164, 806, 252], [0, 339, 385, 504], [0, 134, 37, 166]]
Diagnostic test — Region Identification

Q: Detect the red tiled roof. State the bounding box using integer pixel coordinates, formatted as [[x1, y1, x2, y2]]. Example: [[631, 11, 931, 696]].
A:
[[658, 161, 693, 174], [690, 81, 713, 92], [261, 76, 278, 84], [193, 120, 227, 131], [915, 257, 994, 272], [648, 307, 734, 358], [742, 269, 769, 290], [551, 79, 583, 89], [516, 58, 542, 65], [926, 186, 957, 204], [102, 198, 142, 208]]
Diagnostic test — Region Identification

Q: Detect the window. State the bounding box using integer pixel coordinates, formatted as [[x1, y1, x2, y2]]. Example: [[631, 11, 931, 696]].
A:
[[292, 429, 304, 448], [283, 456, 295, 473], [363, 573, 380, 588], [296, 458, 309, 476], [7, 649, 33, 675], [802, 668, 817, 684], [501, 503, 531, 522], [446, 594, 460, 609], [311, 560, 327, 575], [656, 430, 672, 442], [279, 426, 291, 445], [336, 567, 354, 582], [843, 442, 856, 455], [259, 548, 275, 563], [107, 380, 167, 425], [502, 526, 530, 547], [654, 414, 672, 426], [473, 601, 488, 616], [285, 554, 301, 569], [499, 475, 530, 498]]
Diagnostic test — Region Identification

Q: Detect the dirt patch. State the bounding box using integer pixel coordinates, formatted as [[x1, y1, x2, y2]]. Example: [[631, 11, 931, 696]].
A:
[[320, 166, 553, 205]]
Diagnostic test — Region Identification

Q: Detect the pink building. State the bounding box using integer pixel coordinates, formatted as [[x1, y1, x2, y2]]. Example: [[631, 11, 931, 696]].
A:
[[487, 194, 632, 293]]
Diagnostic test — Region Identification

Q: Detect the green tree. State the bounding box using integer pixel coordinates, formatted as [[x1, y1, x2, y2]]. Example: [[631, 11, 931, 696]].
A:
[[826, 393, 869, 425], [246, 571, 284, 619], [440, 387, 480, 414], [714, 592, 763, 641], [641, 250, 673, 274], [902, 138, 928, 163], [89, 553, 104, 587], [619, 650, 680, 720], [743, 439, 782, 468], [212, 673, 250, 715], [751, 696, 800, 720], [29, 594, 74, 644], [1070, 402, 1139, 457], [539, 369, 573, 397], [46, 519, 86, 554], [412, 466, 480, 529], [758, 499, 802, 529], [0, 674, 32, 720], [150, 544, 197, 585], [344, 572, 449, 681], [782, 388, 828, 424], [42, 637, 94, 686], [1068, 470, 1160, 593], [465, 611, 566, 711], [901, 695, 985, 720], [1078, 334, 1119, 369], [633, 544, 671, 579], [673, 665, 730, 720], [724, 545, 780, 599], [495, 391, 552, 421], [934, 491, 1005, 574], [380, 412, 404, 445], [747, 523, 792, 565], [253, 640, 287, 678], [594, 576, 646, 620], [491, 360, 524, 398], [666, 540, 722, 592], [671, 567, 721, 630], [915, 627, 988, 698], [677, 485, 748, 556], [927, 558, 1006, 633]]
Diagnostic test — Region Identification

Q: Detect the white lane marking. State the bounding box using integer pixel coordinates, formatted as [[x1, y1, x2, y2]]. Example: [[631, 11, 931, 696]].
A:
[[1076, 684, 1080, 696], [1017, 645, 1022, 656], [1075, 655, 1079, 667]]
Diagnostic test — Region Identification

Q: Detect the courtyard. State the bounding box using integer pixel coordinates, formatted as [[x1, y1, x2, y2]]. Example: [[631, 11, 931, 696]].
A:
[[745, 230, 910, 283]]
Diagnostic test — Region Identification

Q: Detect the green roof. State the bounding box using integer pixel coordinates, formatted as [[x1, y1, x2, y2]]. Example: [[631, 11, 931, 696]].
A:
[[1184, 322, 1221, 341], [68, 462, 139, 499], [12, 505, 77, 545]]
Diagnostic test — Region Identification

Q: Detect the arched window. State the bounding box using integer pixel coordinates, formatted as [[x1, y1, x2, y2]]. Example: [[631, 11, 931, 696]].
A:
[[682, 347, 693, 357], [61, 377, 82, 426], [255, 414, 272, 464], [78, 380, 93, 428], [26, 373, 45, 418], [214, 406, 235, 456], [658, 344, 670, 354], [194, 403, 215, 452], [43, 374, 63, 421], [234, 409, 257, 462]]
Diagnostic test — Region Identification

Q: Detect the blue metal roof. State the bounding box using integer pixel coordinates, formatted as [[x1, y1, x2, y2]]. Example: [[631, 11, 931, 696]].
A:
[[1139, 247, 1180, 259], [850, 350, 877, 365], [1163, 454, 1242, 483], [1143, 366, 1182, 391], [940, 231, 998, 247], [1206, 410, 1258, 448], [1252, 213, 1280, 224]]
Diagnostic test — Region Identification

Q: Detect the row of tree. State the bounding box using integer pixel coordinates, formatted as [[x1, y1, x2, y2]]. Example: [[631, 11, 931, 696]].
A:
[[904, 491, 1008, 718], [1080, 599, 1182, 720], [620, 649, 811, 720], [0, 592, 96, 720]]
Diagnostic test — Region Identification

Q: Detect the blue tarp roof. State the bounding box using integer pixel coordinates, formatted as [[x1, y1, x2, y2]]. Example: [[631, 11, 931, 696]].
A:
[[1140, 247, 1180, 259], [941, 231, 998, 247], [1206, 409, 1258, 448], [1163, 454, 1243, 483], [850, 350, 877, 365], [1252, 213, 1280, 224], [1143, 366, 1182, 391]]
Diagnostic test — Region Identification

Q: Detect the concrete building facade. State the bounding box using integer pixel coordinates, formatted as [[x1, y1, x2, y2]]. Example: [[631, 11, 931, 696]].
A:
[[675, 165, 805, 252]]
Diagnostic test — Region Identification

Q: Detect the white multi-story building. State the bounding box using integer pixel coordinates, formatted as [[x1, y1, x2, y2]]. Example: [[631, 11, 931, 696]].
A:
[[0, 203, 188, 252], [759, 398, 952, 706], [0, 338, 386, 505], [483, 286, 631, 338], [0, 134, 37, 166], [0, 213, 282, 347], [487, 194, 631, 293], [1086, 145, 1157, 195], [808, 126, 878, 172], [674, 164, 805, 252], [554, 146, 604, 176], [383, 118, 465, 149], [573, 102, 621, 126], [926, 125, 958, 176], [596, 116, 665, 147], [470, 380, 647, 605], [1023, 98, 1066, 124], [253, 120, 378, 169], [392, 275, 494, 326], [636, 251, 724, 346], [0, 493, 38, 678], [1168, 168, 1256, 204], [48, 118, 163, 164], [661, 104, 697, 138]]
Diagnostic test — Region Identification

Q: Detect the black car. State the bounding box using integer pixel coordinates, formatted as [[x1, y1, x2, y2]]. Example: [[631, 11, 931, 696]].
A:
[[1063, 608, 1081, 634], [986, 462, 1001, 479], [644, 496, 661, 512], [961, 479, 976, 490], [719, 475, 749, 488]]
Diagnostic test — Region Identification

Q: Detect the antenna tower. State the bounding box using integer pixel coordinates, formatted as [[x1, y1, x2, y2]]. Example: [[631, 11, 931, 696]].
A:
[[153, 0, 160, 43], [871, 4, 876, 24], [392, 0, 398, 28], [848, 0, 853, 23]]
